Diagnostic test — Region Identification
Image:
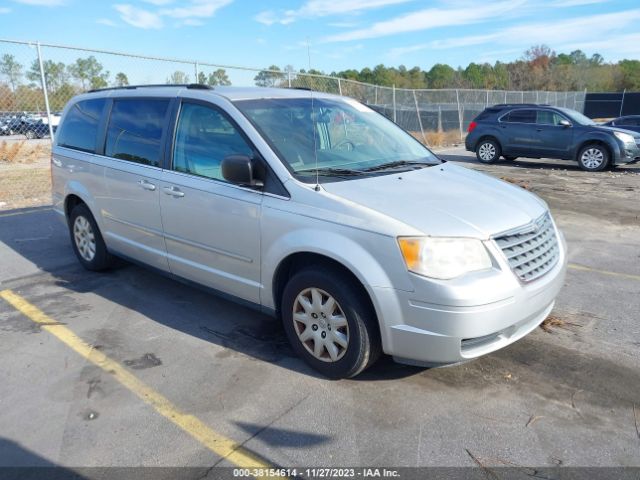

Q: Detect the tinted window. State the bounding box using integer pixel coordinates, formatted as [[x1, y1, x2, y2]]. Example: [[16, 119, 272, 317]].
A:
[[105, 99, 170, 167], [503, 109, 536, 123], [474, 108, 500, 122], [57, 99, 106, 152], [173, 103, 252, 181], [536, 110, 566, 125]]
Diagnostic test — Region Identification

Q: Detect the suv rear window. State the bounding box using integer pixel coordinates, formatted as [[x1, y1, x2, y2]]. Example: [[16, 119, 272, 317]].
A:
[[474, 108, 501, 122], [57, 99, 106, 153], [105, 98, 170, 167], [502, 109, 536, 124]]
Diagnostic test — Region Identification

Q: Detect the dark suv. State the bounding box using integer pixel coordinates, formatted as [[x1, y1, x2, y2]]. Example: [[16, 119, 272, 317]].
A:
[[465, 104, 640, 171]]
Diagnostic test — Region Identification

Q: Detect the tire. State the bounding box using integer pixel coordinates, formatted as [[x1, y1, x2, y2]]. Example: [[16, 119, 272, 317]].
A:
[[503, 155, 518, 161], [68, 203, 114, 271], [25, 130, 35, 140], [577, 144, 609, 172], [281, 266, 381, 378], [475, 138, 501, 163]]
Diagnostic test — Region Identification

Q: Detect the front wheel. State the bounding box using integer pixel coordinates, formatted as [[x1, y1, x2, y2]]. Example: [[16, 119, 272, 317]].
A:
[[578, 144, 609, 171], [281, 266, 381, 378], [476, 139, 501, 163], [68, 203, 114, 271]]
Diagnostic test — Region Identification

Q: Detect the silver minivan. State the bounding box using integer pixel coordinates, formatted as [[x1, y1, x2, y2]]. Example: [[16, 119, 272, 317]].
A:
[[52, 85, 567, 378]]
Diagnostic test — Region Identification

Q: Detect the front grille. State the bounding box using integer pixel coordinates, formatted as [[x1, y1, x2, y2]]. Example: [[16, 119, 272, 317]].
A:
[[494, 213, 559, 283]]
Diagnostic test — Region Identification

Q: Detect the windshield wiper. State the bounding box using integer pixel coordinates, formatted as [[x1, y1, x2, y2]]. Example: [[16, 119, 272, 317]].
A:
[[361, 160, 435, 172], [295, 167, 367, 177]]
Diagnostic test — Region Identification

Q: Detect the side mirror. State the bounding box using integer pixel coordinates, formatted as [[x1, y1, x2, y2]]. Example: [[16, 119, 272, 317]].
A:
[[559, 119, 572, 128], [221, 155, 264, 188]]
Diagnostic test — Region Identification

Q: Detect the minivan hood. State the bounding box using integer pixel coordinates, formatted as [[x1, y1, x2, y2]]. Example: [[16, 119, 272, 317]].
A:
[[321, 162, 547, 238]]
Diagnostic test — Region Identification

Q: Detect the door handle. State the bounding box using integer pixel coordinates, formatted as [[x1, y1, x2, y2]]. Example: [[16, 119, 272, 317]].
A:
[[536, 128, 543, 132], [163, 186, 185, 198], [52, 158, 62, 167], [138, 179, 156, 191]]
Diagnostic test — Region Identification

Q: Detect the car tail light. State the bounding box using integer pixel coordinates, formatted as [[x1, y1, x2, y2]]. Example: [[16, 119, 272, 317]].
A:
[[467, 121, 477, 133]]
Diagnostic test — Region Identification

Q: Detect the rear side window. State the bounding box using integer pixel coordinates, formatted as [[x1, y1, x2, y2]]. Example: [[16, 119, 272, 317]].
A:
[[57, 99, 106, 153], [473, 108, 500, 122], [105, 98, 170, 167], [503, 109, 536, 124]]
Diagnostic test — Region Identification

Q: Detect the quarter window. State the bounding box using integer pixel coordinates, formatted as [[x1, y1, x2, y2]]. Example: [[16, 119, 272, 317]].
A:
[[56, 99, 106, 153], [503, 109, 536, 124], [172, 103, 253, 181], [105, 99, 170, 167]]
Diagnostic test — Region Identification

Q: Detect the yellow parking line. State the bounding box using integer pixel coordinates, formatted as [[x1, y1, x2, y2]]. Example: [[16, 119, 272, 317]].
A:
[[568, 263, 640, 282], [0, 289, 274, 472], [0, 207, 52, 218]]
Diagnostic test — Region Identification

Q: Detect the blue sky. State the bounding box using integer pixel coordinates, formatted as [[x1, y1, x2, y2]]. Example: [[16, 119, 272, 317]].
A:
[[1, 0, 639, 78]]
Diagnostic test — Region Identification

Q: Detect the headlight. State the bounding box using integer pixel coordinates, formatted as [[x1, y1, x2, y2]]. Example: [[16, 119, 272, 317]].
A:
[[398, 237, 492, 280], [613, 131, 635, 144]]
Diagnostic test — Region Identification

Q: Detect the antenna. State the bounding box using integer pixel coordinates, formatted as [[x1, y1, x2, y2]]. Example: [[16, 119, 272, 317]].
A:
[[307, 38, 320, 192]]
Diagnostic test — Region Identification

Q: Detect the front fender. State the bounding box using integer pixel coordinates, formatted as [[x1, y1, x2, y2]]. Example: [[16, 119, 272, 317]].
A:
[[573, 132, 621, 161], [261, 227, 412, 311]]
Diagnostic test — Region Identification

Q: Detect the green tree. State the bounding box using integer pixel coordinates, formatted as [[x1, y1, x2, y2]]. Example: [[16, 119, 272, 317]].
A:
[[254, 65, 283, 87], [26, 60, 68, 91], [167, 71, 190, 84], [0, 54, 23, 91], [68, 56, 109, 90], [114, 72, 129, 87], [427, 64, 455, 88], [207, 69, 231, 86], [619, 60, 640, 90]]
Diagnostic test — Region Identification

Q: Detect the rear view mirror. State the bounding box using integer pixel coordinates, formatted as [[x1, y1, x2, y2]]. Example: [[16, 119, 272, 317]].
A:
[[221, 155, 264, 188], [559, 119, 572, 128]]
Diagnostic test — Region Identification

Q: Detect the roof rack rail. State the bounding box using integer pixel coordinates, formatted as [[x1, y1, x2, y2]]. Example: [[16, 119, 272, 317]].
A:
[[492, 103, 550, 108], [88, 83, 213, 93]]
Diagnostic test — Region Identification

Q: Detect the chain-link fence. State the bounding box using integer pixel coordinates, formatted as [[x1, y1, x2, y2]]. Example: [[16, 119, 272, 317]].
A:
[[0, 38, 586, 210]]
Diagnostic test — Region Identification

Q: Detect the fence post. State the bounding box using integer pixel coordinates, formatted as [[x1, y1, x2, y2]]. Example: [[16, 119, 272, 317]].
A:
[[374, 86, 378, 105], [36, 41, 54, 141], [536, 91, 539, 104], [456, 88, 463, 141], [413, 90, 428, 146], [337, 78, 342, 96], [392, 84, 397, 123], [620, 89, 626, 117], [287, 70, 292, 88], [438, 106, 442, 133], [194, 61, 199, 82], [485, 89, 489, 108]]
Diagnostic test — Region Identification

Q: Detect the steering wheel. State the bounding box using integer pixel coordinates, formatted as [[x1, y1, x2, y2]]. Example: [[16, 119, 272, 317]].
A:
[[332, 140, 356, 151]]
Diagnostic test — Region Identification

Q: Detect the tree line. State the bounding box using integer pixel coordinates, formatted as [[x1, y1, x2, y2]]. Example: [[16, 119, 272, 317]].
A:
[[256, 45, 640, 92], [0, 54, 232, 113]]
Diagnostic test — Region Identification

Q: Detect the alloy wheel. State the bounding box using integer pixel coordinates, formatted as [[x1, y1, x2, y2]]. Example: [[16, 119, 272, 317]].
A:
[[478, 142, 496, 161], [581, 148, 604, 169]]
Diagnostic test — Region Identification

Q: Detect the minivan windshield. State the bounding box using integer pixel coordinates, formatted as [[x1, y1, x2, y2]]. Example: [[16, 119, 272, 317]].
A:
[[234, 96, 439, 179], [558, 108, 595, 126]]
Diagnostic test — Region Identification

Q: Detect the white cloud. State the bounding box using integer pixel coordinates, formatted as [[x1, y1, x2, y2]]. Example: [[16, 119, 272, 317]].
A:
[[113, 0, 232, 29], [255, 0, 413, 26], [0, 7, 11, 13], [11, 0, 65, 5], [114, 4, 163, 29], [550, 0, 610, 6], [387, 9, 640, 61], [324, 0, 526, 42], [160, 0, 233, 19], [97, 18, 118, 27]]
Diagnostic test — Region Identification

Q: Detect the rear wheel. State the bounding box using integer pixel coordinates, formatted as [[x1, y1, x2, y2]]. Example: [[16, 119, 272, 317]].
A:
[[281, 266, 381, 378], [476, 139, 501, 163], [68, 203, 114, 271], [578, 144, 609, 172], [24, 130, 35, 140]]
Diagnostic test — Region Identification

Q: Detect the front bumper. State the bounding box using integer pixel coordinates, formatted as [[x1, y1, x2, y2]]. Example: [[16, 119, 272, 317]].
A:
[[614, 140, 640, 165], [372, 227, 568, 365]]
